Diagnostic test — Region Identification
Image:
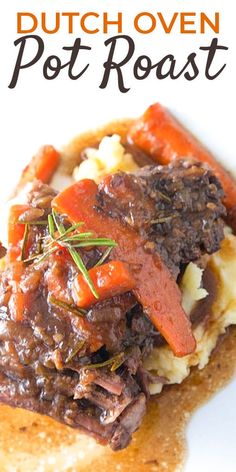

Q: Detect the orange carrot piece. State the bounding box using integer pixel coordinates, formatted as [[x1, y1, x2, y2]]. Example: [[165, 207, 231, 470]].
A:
[[7, 204, 31, 262], [22, 145, 60, 184], [73, 261, 135, 308], [8, 204, 29, 246], [52, 179, 196, 357], [34, 145, 60, 182], [128, 103, 236, 217]]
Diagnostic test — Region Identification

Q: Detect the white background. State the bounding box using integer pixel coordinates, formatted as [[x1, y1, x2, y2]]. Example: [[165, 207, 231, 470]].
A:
[[1, 1, 236, 471]]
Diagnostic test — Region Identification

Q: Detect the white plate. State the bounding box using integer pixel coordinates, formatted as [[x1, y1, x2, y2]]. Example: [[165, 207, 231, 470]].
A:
[[1, 106, 236, 472]]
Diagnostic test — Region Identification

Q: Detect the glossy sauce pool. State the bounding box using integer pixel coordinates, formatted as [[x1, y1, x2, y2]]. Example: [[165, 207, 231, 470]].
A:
[[0, 121, 235, 472]]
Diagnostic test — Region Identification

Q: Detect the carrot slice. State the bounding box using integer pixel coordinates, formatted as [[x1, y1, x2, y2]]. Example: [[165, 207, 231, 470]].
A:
[[128, 103, 236, 225], [52, 179, 196, 357], [8, 205, 29, 246], [7, 205, 30, 262], [22, 145, 60, 184], [73, 261, 135, 308], [34, 145, 60, 182]]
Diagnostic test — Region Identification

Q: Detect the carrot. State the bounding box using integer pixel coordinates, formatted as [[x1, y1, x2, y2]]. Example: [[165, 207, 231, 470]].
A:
[[73, 261, 135, 308], [34, 145, 60, 182], [8, 205, 29, 246], [52, 179, 196, 357], [7, 205, 30, 262], [128, 103, 236, 227], [22, 145, 60, 184]]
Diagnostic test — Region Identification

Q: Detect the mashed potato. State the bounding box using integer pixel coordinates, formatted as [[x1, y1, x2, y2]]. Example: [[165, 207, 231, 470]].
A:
[[180, 262, 208, 315], [145, 235, 236, 394], [73, 134, 138, 183]]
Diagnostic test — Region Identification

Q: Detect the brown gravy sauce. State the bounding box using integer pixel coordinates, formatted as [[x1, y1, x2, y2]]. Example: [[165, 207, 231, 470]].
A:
[[0, 121, 236, 472]]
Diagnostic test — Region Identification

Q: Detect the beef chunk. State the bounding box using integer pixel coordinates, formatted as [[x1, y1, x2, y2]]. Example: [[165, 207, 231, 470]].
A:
[[110, 393, 146, 450], [97, 161, 226, 277]]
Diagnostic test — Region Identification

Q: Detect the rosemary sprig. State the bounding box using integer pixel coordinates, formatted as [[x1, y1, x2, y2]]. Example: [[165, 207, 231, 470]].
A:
[[51, 210, 100, 299], [21, 208, 116, 301], [21, 223, 29, 261], [49, 296, 86, 317]]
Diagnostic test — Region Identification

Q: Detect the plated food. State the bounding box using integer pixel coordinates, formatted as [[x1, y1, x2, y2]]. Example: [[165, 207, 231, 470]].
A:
[[0, 103, 236, 470]]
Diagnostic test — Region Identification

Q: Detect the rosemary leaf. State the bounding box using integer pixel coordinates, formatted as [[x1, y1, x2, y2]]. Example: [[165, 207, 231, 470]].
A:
[[17, 220, 48, 226], [83, 352, 125, 371], [48, 214, 55, 238], [49, 296, 86, 316], [45, 231, 94, 249], [22, 254, 41, 264], [62, 232, 95, 242], [66, 340, 86, 363], [54, 222, 85, 240], [21, 223, 29, 261], [34, 246, 58, 264], [83, 358, 115, 370], [67, 239, 117, 248], [94, 247, 113, 268], [69, 247, 99, 299], [52, 208, 66, 235], [110, 353, 126, 372]]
